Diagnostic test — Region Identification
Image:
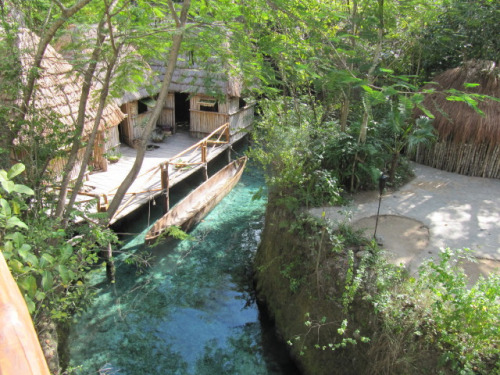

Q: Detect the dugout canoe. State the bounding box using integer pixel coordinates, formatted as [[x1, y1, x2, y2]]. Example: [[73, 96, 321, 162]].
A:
[[145, 156, 247, 244]]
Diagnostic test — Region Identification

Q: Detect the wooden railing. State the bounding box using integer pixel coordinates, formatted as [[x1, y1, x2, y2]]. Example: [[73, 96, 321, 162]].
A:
[[0, 252, 51, 374], [159, 123, 230, 211], [73, 123, 230, 216]]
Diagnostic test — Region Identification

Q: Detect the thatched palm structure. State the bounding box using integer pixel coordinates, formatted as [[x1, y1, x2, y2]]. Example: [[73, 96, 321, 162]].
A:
[[116, 55, 253, 145], [14, 28, 125, 175], [413, 60, 500, 178], [56, 23, 254, 147]]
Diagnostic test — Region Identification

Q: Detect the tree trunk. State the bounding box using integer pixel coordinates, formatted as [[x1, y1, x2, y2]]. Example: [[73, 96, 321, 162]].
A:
[[62, 2, 121, 223], [340, 93, 350, 132], [54, 15, 109, 219], [103, 243, 115, 283], [106, 0, 192, 221], [389, 151, 399, 184], [357, 0, 384, 144]]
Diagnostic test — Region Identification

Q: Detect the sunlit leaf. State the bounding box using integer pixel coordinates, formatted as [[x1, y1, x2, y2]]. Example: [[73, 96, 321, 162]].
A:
[[6, 216, 28, 230], [7, 163, 25, 180], [13, 184, 34, 195], [42, 270, 53, 291]]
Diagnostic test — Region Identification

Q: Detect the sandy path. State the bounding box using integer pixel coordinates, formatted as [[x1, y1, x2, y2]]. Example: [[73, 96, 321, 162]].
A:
[[310, 163, 500, 281]]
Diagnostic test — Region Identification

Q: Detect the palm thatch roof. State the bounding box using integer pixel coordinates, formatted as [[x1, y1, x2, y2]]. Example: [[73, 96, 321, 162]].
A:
[[116, 53, 243, 105], [17, 28, 124, 137], [54, 23, 244, 106], [417, 60, 500, 146], [151, 56, 243, 98]]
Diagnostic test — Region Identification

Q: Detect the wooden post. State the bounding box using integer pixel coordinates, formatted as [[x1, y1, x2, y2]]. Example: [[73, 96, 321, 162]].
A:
[[201, 141, 207, 163], [227, 147, 232, 163], [203, 163, 208, 180], [161, 163, 170, 213], [105, 243, 115, 283], [98, 194, 109, 212], [224, 123, 230, 142]]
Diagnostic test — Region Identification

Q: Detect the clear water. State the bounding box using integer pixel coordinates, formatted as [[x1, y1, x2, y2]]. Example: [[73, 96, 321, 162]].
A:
[[69, 157, 299, 375]]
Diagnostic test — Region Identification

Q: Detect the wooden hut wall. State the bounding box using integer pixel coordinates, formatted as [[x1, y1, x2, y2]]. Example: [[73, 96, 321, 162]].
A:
[[229, 104, 255, 135], [158, 93, 175, 130], [104, 126, 120, 155], [189, 94, 228, 138], [119, 104, 134, 147], [128, 101, 151, 141], [228, 97, 240, 113], [93, 131, 108, 172], [413, 142, 500, 179]]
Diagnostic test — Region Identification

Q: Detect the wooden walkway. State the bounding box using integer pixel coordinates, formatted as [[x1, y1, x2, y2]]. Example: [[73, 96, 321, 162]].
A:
[[80, 125, 246, 224]]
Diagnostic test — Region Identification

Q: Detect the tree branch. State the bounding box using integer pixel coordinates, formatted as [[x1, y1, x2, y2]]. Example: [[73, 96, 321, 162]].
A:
[[51, 0, 67, 12], [106, 0, 192, 220], [168, 0, 181, 27]]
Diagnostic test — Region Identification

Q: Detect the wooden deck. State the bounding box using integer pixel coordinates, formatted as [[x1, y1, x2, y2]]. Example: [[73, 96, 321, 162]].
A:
[[80, 127, 247, 224]]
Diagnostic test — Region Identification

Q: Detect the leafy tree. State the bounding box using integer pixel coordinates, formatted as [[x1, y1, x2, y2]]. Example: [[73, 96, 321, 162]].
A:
[[249, 97, 343, 210], [419, 0, 500, 76], [1, 163, 118, 372], [106, 0, 192, 218]]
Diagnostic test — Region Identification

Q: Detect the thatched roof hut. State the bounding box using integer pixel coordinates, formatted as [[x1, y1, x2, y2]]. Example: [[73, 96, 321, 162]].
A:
[[414, 60, 500, 178], [11, 28, 125, 175], [150, 57, 243, 98], [17, 28, 125, 136]]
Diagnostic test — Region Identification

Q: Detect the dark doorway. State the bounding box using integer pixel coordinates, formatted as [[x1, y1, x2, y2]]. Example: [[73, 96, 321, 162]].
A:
[[175, 93, 190, 131]]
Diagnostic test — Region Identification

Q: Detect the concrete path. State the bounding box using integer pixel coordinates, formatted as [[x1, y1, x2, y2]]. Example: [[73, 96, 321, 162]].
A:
[[310, 162, 500, 278]]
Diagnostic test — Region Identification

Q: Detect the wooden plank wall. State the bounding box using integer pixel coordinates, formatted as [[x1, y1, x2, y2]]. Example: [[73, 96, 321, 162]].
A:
[[158, 93, 175, 129], [190, 110, 228, 137], [190, 94, 229, 137], [229, 105, 255, 135], [93, 131, 108, 172], [188, 95, 255, 138], [119, 103, 134, 147], [104, 126, 120, 154]]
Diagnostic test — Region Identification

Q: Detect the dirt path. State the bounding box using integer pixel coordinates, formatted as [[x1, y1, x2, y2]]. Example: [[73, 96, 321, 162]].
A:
[[310, 163, 500, 282]]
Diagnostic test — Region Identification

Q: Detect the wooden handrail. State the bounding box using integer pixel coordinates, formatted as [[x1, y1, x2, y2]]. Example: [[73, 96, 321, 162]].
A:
[[162, 123, 230, 166], [158, 123, 231, 213], [0, 252, 50, 374]]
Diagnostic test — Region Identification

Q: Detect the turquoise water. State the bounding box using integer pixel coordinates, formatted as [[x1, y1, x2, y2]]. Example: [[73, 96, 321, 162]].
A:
[[69, 157, 299, 374]]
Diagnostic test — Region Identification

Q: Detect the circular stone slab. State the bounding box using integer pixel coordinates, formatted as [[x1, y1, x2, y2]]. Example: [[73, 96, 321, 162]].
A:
[[351, 214, 430, 269]]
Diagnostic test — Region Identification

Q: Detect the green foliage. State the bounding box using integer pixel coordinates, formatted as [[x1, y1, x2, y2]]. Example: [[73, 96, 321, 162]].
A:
[[147, 225, 193, 248], [280, 260, 305, 293], [372, 248, 499, 374], [317, 126, 385, 191], [0, 164, 117, 324], [282, 211, 498, 373], [249, 97, 343, 210], [419, 0, 500, 76]]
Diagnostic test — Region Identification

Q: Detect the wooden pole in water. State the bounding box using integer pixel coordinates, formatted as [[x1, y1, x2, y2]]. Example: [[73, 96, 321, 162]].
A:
[[161, 163, 170, 213], [203, 163, 208, 181], [105, 243, 115, 283]]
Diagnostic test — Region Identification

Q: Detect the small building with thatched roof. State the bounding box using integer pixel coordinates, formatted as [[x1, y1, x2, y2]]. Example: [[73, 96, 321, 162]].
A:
[[54, 24, 254, 149], [413, 60, 500, 178], [12, 28, 125, 177], [116, 54, 254, 147]]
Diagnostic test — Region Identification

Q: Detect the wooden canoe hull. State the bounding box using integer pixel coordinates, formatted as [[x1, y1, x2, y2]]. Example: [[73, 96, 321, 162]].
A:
[[145, 156, 247, 244]]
